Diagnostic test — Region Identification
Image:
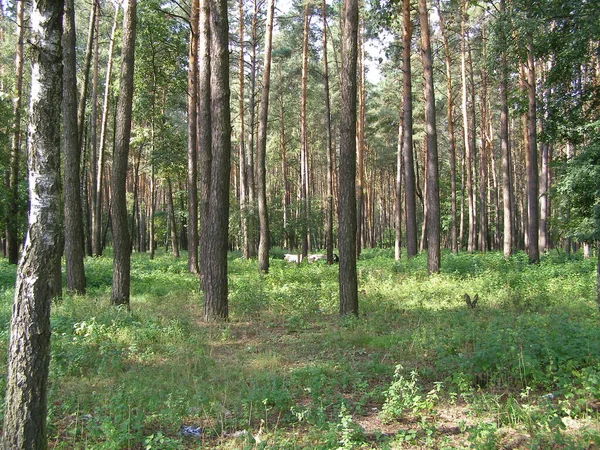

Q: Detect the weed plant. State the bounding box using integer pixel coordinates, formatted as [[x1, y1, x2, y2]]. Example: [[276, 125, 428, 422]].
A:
[[0, 249, 599, 448]]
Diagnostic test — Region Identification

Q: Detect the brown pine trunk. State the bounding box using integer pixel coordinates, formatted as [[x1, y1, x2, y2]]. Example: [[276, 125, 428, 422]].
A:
[[238, 0, 250, 259], [203, 0, 231, 321], [300, 3, 310, 261], [110, 0, 137, 307], [89, 3, 100, 256], [2, 0, 63, 444], [167, 176, 180, 258], [187, 0, 200, 273], [461, 0, 475, 253], [500, 0, 512, 257], [339, 0, 359, 316], [356, 25, 365, 258], [525, 36, 539, 264], [322, 0, 334, 264], [63, 0, 87, 294], [198, 0, 212, 288], [257, 0, 275, 273], [436, 0, 458, 254], [395, 94, 403, 261], [419, 0, 440, 275], [478, 35, 489, 252], [402, 0, 417, 258]]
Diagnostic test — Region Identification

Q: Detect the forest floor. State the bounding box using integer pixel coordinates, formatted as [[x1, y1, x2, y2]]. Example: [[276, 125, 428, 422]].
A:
[[1, 248, 600, 449]]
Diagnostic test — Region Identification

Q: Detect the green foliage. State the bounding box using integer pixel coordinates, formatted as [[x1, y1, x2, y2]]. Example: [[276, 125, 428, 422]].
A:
[[554, 134, 600, 242], [1, 249, 600, 448]]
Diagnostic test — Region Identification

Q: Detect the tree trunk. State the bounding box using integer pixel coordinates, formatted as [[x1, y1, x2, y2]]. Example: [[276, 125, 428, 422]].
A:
[[460, 0, 475, 253], [257, 0, 275, 273], [419, 0, 440, 275], [88, 2, 100, 256], [2, 0, 63, 445], [238, 0, 250, 259], [167, 176, 180, 258], [5, 0, 25, 265], [395, 95, 403, 261], [300, 3, 310, 261], [525, 36, 539, 264], [322, 0, 334, 265], [203, 0, 231, 321], [198, 0, 212, 289], [402, 0, 417, 258], [110, 0, 136, 307], [500, 0, 512, 257], [95, 3, 119, 257], [63, 0, 87, 294], [339, 0, 359, 316], [478, 34, 489, 252], [436, 0, 458, 254], [187, 0, 200, 273], [356, 25, 365, 258]]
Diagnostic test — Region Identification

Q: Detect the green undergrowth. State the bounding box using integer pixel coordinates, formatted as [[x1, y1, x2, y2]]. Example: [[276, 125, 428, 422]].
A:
[[0, 249, 599, 448]]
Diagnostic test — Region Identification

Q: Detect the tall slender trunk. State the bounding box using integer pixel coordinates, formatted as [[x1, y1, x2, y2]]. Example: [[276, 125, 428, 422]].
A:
[[525, 35, 539, 263], [395, 90, 403, 261], [187, 0, 200, 273], [5, 0, 25, 264], [89, 2, 100, 256], [500, 0, 512, 257], [93, 4, 119, 256], [339, 0, 359, 316], [436, 0, 457, 253], [198, 0, 212, 288], [460, 0, 475, 253], [300, 3, 310, 260], [478, 34, 489, 252], [110, 0, 137, 306], [322, 0, 334, 264], [356, 24, 365, 257], [419, 0, 440, 274], [63, 0, 87, 293], [257, 0, 275, 273], [167, 176, 180, 258], [238, 0, 250, 259], [2, 0, 63, 444], [402, 0, 417, 257]]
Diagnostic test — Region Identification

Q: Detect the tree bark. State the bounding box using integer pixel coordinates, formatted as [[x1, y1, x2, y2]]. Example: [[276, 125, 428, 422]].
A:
[[198, 0, 212, 289], [322, 0, 334, 265], [395, 92, 403, 261], [402, 0, 417, 258], [93, 3, 119, 258], [238, 0, 250, 259], [525, 36, 539, 264], [5, 0, 25, 265], [419, 0, 440, 275], [110, 0, 137, 306], [499, 0, 512, 257], [460, 0, 475, 253], [2, 0, 63, 446], [63, 0, 87, 294], [300, 2, 310, 261], [187, 0, 200, 273], [88, 1, 100, 256], [203, 0, 231, 321], [257, 0, 275, 273], [436, 0, 458, 254], [167, 176, 180, 258], [339, 0, 359, 316]]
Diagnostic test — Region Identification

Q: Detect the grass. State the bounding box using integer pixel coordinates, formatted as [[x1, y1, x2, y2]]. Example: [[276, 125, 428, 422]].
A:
[[0, 249, 599, 448]]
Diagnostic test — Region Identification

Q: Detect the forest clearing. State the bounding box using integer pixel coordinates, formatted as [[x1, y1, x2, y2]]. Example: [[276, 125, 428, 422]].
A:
[[1, 249, 599, 449]]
